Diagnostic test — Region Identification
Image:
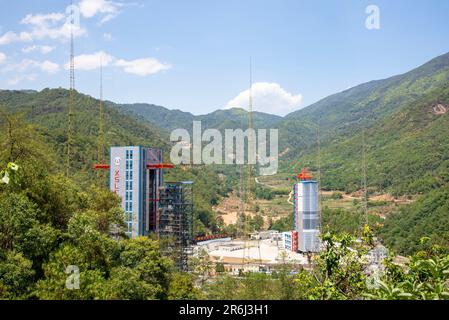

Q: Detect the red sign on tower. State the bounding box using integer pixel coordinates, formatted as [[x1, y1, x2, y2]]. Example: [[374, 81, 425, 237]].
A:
[[292, 231, 299, 252]]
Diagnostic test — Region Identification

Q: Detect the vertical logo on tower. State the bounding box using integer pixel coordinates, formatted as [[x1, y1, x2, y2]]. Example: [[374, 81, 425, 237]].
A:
[[114, 157, 121, 194]]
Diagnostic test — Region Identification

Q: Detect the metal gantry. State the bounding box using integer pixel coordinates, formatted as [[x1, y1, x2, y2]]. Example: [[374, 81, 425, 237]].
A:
[[157, 181, 194, 271]]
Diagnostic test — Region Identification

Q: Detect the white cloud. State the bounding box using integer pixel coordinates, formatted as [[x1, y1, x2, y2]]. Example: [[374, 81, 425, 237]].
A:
[[7, 74, 37, 86], [20, 12, 83, 41], [0, 31, 33, 45], [21, 13, 65, 26], [0, 52, 6, 64], [1, 58, 59, 85], [0, 1, 126, 46], [1, 57, 59, 85], [28, 21, 86, 41], [64, 51, 171, 76], [115, 58, 171, 76], [0, 12, 86, 46], [40, 60, 60, 74], [22, 45, 55, 54], [11, 59, 38, 73], [65, 51, 114, 71], [79, 0, 122, 24], [226, 82, 302, 116], [2, 59, 59, 74]]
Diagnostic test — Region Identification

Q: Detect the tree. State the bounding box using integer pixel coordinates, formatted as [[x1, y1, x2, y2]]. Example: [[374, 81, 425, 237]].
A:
[[168, 273, 202, 300], [101, 267, 160, 300], [215, 262, 225, 274], [117, 237, 172, 300], [189, 248, 214, 286], [0, 193, 58, 262], [365, 241, 449, 300], [203, 275, 239, 300], [33, 244, 107, 300], [0, 110, 55, 171], [0, 251, 35, 299]]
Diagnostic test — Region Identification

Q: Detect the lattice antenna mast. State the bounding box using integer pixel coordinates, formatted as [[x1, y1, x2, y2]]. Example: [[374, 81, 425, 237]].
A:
[[66, 0, 75, 177], [97, 61, 106, 186], [238, 164, 245, 235], [317, 120, 322, 231], [247, 57, 254, 204], [362, 129, 368, 224]]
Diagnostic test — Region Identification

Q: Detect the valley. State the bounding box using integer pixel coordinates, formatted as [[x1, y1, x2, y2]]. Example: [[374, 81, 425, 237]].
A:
[[2, 53, 448, 253]]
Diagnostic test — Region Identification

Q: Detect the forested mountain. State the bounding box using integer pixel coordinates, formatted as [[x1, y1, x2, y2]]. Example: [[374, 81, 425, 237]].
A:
[[280, 52, 449, 160], [113, 102, 195, 133], [380, 184, 449, 255], [116, 103, 282, 133], [0, 88, 168, 178], [293, 83, 449, 195]]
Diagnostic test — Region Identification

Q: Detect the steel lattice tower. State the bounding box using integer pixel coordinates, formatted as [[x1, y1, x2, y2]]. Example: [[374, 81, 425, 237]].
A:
[[66, 0, 75, 177], [97, 62, 106, 186]]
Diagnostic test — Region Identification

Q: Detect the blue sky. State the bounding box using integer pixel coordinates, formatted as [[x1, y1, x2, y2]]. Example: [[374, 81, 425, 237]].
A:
[[0, 0, 448, 116]]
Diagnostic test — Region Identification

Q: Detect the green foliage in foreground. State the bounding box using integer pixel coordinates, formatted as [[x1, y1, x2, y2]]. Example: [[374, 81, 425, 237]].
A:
[[0, 170, 180, 300], [0, 122, 197, 300]]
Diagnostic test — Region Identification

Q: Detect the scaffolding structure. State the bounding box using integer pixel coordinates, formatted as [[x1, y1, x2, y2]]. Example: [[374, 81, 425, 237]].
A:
[[144, 148, 165, 234], [157, 181, 194, 271]]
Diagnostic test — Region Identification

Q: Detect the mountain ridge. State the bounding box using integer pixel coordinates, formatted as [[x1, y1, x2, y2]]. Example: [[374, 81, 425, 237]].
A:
[[115, 102, 283, 133]]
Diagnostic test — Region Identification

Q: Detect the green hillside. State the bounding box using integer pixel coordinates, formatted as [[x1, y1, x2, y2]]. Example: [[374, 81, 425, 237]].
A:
[[380, 184, 449, 255], [116, 103, 282, 133], [0, 89, 168, 179], [280, 52, 449, 160], [113, 102, 195, 133], [293, 84, 449, 195]]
